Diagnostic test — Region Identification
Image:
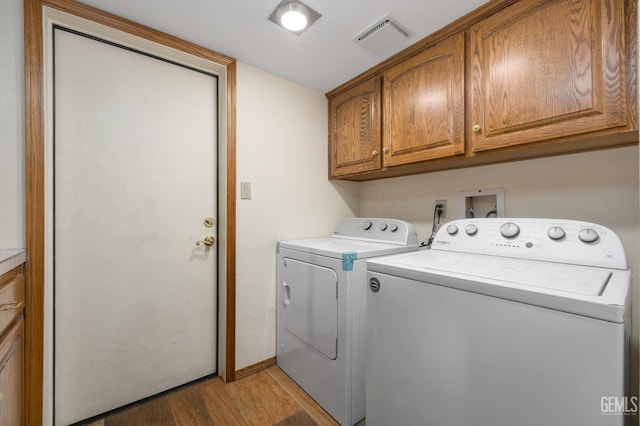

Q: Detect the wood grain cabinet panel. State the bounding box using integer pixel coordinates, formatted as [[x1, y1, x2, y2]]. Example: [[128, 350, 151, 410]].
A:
[[0, 318, 23, 426], [329, 77, 381, 177], [0, 267, 24, 426], [383, 32, 465, 166], [0, 275, 24, 336], [469, 0, 627, 152]]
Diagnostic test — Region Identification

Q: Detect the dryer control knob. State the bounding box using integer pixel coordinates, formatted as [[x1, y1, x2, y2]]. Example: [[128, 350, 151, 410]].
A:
[[380, 223, 388, 231], [547, 226, 566, 241], [465, 224, 478, 236], [578, 228, 599, 243], [364, 220, 373, 230], [446, 224, 458, 235], [390, 224, 399, 232], [500, 222, 520, 238]]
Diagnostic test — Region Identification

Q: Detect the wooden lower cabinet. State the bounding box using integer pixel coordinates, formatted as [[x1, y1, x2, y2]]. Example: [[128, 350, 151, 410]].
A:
[[469, 0, 628, 152], [0, 319, 23, 426], [0, 266, 25, 426]]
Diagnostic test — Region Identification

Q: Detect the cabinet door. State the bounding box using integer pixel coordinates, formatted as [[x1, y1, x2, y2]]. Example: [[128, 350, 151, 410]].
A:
[[329, 77, 381, 177], [469, 0, 626, 152], [0, 319, 23, 426], [0, 273, 24, 335], [383, 32, 465, 166]]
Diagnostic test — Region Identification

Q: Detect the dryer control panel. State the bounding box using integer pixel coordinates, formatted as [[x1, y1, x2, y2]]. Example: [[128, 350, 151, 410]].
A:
[[333, 218, 419, 246], [432, 218, 628, 270]]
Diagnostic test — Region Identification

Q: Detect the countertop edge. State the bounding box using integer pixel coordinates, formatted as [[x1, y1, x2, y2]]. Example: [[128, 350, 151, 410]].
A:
[[0, 249, 27, 276]]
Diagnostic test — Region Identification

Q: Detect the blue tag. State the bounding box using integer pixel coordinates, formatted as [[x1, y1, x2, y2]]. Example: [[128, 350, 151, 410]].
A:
[[342, 251, 357, 271]]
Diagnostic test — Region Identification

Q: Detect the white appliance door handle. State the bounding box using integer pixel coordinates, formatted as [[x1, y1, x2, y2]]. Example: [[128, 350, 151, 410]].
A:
[[282, 281, 290, 306]]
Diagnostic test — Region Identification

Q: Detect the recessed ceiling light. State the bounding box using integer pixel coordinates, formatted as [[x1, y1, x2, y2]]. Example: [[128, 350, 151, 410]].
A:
[[269, 1, 321, 34], [279, 3, 309, 31]]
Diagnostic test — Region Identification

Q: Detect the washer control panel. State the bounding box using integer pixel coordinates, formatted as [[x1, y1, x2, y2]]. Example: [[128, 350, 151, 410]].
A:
[[333, 218, 419, 246], [434, 218, 627, 269]]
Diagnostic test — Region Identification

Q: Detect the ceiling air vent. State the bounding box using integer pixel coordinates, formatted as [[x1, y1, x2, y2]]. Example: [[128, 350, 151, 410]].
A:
[[354, 16, 409, 57]]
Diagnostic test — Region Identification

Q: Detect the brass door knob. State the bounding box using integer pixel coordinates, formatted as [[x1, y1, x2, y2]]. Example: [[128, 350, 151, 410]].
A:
[[203, 217, 215, 228], [196, 236, 216, 247], [382, 147, 389, 153], [472, 124, 481, 133], [372, 150, 378, 156]]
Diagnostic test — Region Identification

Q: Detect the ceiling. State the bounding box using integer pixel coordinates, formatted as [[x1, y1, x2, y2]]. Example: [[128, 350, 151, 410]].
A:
[[78, 0, 488, 93]]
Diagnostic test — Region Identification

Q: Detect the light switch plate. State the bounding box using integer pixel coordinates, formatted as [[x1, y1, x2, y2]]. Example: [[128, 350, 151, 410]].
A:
[[240, 182, 251, 200]]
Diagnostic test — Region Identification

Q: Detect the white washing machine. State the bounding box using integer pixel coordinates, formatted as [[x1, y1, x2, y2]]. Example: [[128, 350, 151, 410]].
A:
[[276, 218, 419, 425], [366, 218, 630, 426]]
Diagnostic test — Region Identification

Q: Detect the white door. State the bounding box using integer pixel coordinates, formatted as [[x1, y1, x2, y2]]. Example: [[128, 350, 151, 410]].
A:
[[53, 27, 218, 425]]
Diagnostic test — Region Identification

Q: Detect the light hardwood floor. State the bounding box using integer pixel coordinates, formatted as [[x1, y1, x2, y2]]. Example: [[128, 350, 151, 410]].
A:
[[84, 366, 340, 425]]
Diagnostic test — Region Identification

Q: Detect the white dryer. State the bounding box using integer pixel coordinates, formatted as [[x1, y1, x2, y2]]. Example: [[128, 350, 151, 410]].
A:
[[366, 218, 631, 426], [276, 218, 419, 425]]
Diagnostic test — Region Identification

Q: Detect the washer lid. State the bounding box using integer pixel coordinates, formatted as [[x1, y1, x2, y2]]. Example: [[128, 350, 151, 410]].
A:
[[367, 250, 630, 323], [406, 250, 611, 296]]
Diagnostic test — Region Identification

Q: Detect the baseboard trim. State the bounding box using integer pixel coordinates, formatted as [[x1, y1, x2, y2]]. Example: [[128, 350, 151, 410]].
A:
[[234, 357, 276, 380]]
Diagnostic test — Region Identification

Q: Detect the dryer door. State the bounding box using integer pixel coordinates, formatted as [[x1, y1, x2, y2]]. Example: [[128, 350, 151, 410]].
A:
[[281, 258, 338, 360]]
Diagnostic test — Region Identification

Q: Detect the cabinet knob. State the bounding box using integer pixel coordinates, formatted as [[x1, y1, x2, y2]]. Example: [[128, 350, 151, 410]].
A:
[[372, 150, 378, 156], [472, 124, 481, 133], [382, 147, 389, 153]]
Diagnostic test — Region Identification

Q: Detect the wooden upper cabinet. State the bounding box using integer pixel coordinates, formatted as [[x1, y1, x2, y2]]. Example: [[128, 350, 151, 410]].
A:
[[329, 76, 381, 177], [326, 0, 635, 180], [383, 32, 465, 166], [469, 0, 627, 152]]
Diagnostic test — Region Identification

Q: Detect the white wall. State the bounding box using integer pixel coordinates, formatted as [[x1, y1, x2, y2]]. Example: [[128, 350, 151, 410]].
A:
[[0, 0, 25, 248], [358, 147, 639, 257], [357, 145, 640, 394], [235, 62, 358, 369]]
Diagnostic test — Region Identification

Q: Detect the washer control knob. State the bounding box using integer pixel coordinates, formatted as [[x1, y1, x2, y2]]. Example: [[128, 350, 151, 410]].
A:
[[364, 220, 373, 230], [578, 228, 599, 243], [390, 224, 399, 232], [547, 226, 566, 241], [465, 224, 478, 236], [446, 224, 458, 235], [500, 222, 520, 238], [380, 223, 388, 231]]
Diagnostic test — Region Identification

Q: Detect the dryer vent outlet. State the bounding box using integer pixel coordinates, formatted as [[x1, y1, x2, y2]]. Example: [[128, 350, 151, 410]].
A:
[[354, 16, 409, 57]]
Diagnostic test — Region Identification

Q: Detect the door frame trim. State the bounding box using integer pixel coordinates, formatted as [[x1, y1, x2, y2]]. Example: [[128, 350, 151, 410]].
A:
[[24, 1, 237, 424]]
